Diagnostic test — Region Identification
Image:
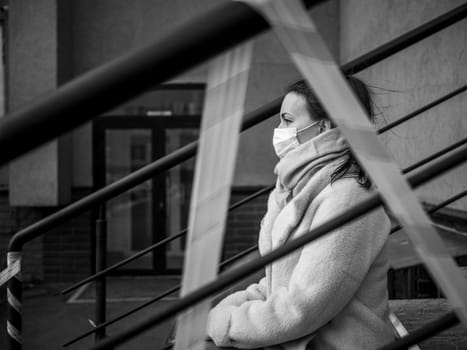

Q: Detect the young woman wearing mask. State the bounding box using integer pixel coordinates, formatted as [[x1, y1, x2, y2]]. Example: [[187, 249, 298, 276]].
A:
[[207, 77, 397, 350]]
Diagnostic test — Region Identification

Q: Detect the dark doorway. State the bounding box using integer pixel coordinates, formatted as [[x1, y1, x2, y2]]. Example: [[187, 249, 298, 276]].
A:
[[93, 84, 204, 275]]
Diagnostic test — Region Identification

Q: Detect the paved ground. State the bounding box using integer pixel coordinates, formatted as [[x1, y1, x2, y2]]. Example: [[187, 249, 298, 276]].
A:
[[0, 279, 177, 350], [3, 276, 467, 349], [0, 253, 262, 350]]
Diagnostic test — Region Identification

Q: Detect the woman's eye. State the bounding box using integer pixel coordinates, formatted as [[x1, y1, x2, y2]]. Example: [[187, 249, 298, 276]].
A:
[[280, 113, 293, 125]]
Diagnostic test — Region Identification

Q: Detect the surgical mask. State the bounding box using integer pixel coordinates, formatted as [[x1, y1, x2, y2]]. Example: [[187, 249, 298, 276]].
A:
[[273, 121, 320, 158]]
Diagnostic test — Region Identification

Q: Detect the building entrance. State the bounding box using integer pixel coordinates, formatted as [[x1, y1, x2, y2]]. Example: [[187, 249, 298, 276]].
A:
[[93, 85, 203, 274]]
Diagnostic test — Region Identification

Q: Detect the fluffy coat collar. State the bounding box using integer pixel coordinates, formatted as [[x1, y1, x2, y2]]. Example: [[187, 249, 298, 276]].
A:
[[262, 128, 349, 251]]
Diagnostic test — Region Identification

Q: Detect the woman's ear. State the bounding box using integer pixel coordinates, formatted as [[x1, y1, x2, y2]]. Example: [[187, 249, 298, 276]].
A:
[[319, 119, 332, 132]]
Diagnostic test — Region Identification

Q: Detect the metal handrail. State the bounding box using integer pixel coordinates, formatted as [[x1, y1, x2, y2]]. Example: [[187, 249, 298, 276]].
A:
[[61, 185, 274, 295], [86, 142, 467, 350], [63, 246, 259, 347], [0, 0, 327, 167], [377, 312, 459, 350], [64, 184, 467, 347], [377, 85, 467, 134]]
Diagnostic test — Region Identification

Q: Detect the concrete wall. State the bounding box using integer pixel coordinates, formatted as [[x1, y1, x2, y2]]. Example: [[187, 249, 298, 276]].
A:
[[70, 0, 340, 188], [0, 25, 7, 186], [340, 0, 467, 211], [7, 0, 72, 205]]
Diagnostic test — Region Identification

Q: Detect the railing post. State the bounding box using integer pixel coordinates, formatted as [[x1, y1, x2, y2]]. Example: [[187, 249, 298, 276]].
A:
[[95, 205, 107, 342], [7, 252, 22, 350]]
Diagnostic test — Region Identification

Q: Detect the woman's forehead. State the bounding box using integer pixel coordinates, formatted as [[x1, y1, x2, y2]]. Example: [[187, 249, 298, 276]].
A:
[[280, 92, 308, 115]]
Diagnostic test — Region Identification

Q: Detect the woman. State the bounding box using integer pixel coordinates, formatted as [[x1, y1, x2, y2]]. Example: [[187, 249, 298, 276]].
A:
[[206, 77, 397, 349]]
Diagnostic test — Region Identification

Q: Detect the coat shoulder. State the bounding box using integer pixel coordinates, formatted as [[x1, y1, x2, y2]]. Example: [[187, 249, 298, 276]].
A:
[[316, 177, 373, 205]]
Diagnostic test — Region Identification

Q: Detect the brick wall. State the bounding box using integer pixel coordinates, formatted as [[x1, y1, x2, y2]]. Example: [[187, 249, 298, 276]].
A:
[[43, 188, 93, 282], [0, 188, 93, 284], [223, 188, 269, 261], [0, 191, 44, 283]]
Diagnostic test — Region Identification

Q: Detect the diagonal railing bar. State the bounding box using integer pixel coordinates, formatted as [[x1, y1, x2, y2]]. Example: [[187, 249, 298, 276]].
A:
[[65, 185, 467, 347], [425, 189, 467, 216], [389, 189, 467, 234], [377, 84, 467, 134], [377, 312, 459, 350], [86, 143, 467, 350], [60, 185, 274, 295], [0, 0, 331, 168], [403, 137, 467, 174], [228, 186, 275, 211], [161, 311, 462, 350], [60, 86, 467, 295], [62, 245, 259, 347], [340, 3, 467, 75], [9, 141, 196, 251], [9, 0, 467, 252]]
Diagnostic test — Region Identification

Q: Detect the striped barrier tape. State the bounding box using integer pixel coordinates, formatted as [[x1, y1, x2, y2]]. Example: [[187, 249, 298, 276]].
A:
[[3, 252, 22, 346], [389, 311, 421, 350], [238, 0, 467, 329], [1, 252, 21, 288], [173, 42, 254, 350]]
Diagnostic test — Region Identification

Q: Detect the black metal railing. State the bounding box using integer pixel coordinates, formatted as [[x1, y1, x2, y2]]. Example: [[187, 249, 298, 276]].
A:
[[3, 1, 467, 350]]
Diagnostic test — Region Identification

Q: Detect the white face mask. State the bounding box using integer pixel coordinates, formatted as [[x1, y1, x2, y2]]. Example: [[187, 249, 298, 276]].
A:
[[273, 121, 320, 158]]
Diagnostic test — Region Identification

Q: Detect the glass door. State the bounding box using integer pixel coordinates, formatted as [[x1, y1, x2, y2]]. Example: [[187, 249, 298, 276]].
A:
[[164, 127, 199, 270], [104, 127, 154, 271], [94, 116, 200, 274], [93, 83, 205, 274]]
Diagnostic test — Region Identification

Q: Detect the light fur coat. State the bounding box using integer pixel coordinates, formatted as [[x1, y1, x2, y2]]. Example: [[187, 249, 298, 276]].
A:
[[207, 129, 397, 349]]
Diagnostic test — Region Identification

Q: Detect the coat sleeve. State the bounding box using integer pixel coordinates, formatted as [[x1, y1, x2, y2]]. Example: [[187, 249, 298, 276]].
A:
[[206, 183, 390, 349], [214, 277, 268, 308]]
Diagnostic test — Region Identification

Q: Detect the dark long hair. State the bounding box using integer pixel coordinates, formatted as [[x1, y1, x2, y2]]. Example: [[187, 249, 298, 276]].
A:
[[286, 76, 374, 189]]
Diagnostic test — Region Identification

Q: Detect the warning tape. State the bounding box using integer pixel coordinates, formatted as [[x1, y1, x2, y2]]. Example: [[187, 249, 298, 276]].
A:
[[173, 42, 254, 350], [389, 311, 421, 350], [7, 320, 22, 344], [238, 0, 467, 328], [0, 252, 21, 288]]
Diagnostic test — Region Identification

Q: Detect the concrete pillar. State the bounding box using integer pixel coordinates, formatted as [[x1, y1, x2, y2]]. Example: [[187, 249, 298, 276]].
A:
[[8, 0, 72, 206]]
